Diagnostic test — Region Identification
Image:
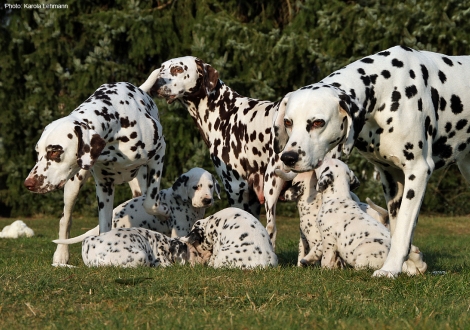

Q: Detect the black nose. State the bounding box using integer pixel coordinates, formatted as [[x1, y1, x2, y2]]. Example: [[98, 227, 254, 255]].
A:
[[281, 151, 299, 167], [202, 198, 213, 205]]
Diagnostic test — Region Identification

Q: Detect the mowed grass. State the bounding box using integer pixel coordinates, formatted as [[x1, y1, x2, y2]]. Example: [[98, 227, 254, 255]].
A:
[[0, 211, 469, 330]]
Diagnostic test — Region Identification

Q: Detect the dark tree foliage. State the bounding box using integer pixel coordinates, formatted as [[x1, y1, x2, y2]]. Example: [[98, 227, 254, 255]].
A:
[[1, 0, 470, 217]]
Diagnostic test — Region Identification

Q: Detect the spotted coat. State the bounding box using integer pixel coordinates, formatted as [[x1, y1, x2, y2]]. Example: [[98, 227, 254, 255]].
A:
[[274, 46, 467, 277], [140, 57, 285, 248], [66, 167, 220, 242], [181, 207, 278, 269], [53, 228, 201, 267], [24, 82, 166, 265]]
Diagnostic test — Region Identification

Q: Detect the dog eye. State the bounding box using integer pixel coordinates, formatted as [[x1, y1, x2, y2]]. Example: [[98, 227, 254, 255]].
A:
[[47, 150, 62, 161], [312, 120, 325, 128], [171, 66, 184, 75], [284, 119, 293, 128]]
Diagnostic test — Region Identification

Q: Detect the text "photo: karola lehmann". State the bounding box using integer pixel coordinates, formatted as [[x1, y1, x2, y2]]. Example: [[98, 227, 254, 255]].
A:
[[4, 3, 69, 9]]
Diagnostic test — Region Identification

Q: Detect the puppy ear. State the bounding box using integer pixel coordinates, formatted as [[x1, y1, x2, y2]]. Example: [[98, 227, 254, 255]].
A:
[[338, 101, 355, 156], [74, 125, 105, 170], [212, 175, 221, 199], [273, 92, 292, 154], [172, 174, 189, 202], [348, 169, 361, 191], [184, 228, 204, 245], [316, 167, 333, 193]]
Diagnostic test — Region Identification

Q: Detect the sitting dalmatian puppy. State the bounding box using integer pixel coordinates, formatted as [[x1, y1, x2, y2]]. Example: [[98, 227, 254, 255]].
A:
[[291, 158, 427, 273], [181, 207, 278, 269], [53, 228, 202, 268], [275, 167, 388, 267], [63, 167, 220, 244], [277, 166, 426, 274]]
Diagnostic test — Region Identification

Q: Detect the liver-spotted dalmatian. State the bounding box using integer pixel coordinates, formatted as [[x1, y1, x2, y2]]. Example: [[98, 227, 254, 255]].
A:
[[24, 82, 166, 266], [274, 45, 470, 277], [140, 57, 285, 248]]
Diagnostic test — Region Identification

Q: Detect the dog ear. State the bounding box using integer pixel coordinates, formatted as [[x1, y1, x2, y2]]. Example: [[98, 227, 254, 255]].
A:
[[139, 68, 161, 96], [273, 92, 292, 154], [172, 174, 190, 202], [316, 167, 333, 193], [212, 175, 221, 199], [74, 125, 105, 170], [348, 169, 361, 190], [183, 227, 204, 245], [196, 59, 219, 94], [338, 101, 355, 156]]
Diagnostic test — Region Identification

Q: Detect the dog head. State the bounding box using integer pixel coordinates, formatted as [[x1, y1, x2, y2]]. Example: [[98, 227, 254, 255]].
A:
[[315, 158, 360, 195], [171, 167, 220, 208], [140, 56, 219, 103], [273, 86, 355, 172], [24, 118, 105, 193]]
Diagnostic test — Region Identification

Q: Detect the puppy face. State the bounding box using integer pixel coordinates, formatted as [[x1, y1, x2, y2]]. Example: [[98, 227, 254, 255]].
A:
[[24, 118, 105, 193], [172, 167, 220, 208]]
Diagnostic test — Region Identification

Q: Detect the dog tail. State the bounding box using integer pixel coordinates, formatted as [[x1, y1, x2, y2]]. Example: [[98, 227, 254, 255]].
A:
[[366, 197, 389, 226], [52, 225, 99, 245]]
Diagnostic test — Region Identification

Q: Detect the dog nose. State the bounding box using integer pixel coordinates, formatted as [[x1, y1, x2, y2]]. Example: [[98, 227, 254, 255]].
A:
[[202, 198, 213, 206], [281, 151, 299, 167], [24, 177, 37, 191]]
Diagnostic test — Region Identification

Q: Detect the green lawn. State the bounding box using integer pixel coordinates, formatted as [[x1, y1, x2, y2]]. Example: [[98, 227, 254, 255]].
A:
[[0, 212, 469, 329]]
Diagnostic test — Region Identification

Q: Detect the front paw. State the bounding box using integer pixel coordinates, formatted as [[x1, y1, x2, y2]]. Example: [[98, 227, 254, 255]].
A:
[[372, 269, 398, 278], [53, 245, 69, 265]]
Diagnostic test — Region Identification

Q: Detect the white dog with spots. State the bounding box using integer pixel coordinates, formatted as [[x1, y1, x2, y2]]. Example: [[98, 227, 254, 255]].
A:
[[274, 46, 467, 277], [62, 167, 220, 245], [54, 227, 201, 268], [181, 207, 278, 269], [24, 82, 166, 266]]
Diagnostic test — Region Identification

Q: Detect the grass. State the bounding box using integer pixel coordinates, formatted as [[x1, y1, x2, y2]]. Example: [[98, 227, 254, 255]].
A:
[[0, 212, 469, 329]]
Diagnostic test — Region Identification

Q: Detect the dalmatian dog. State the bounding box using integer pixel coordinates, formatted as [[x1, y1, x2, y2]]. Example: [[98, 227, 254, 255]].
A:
[[273, 45, 469, 277], [140, 57, 285, 248], [275, 167, 388, 267], [65, 167, 220, 243], [53, 228, 202, 268], [180, 207, 278, 269], [24, 82, 166, 265], [277, 160, 427, 274]]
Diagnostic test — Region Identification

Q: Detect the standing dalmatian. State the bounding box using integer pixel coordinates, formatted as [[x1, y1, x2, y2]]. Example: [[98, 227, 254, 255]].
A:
[[274, 45, 470, 277], [140, 57, 285, 248], [24, 82, 166, 265]]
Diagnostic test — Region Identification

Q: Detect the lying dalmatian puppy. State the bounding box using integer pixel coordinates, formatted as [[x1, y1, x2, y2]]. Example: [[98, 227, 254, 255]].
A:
[[273, 45, 470, 277], [181, 207, 278, 269], [54, 228, 201, 268], [276, 165, 427, 274], [24, 82, 166, 265], [313, 158, 427, 272], [65, 167, 220, 243], [140, 57, 286, 248]]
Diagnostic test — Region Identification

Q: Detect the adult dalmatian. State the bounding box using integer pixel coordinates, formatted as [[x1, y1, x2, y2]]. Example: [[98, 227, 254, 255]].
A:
[[24, 82, 166, 265], [274, 45, 470, 277], [140, 57, 286, 248]]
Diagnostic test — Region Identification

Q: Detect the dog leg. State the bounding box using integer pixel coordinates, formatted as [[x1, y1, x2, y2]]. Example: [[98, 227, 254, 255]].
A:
[[52, 170, 90, 266]]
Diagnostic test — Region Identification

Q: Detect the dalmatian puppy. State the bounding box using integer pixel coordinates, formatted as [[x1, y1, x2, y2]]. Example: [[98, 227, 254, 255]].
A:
[[276, 164, 427, 275], [180, 207, 278, 269], [275, 167, 387, 267], [140, 57, 285, 248], [314, 158, 392, 270], [66, 167, 220, 243], [24, 82, 166, 265], [53, 228, 202, 268], [273, 45, 470, 277]]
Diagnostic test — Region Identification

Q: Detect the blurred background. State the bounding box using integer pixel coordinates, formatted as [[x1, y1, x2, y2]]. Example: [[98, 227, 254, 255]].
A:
[[1, 0, 470, 218]]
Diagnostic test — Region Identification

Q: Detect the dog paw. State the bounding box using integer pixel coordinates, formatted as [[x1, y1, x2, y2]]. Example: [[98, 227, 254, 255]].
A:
[[51, 263, 77, 268], [372, 269, 398, 278]]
